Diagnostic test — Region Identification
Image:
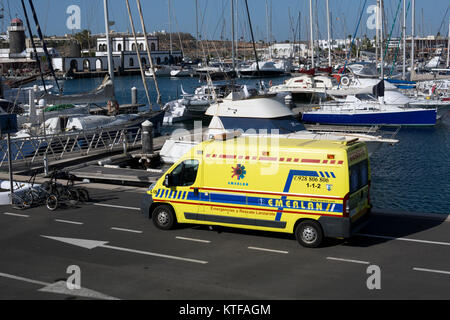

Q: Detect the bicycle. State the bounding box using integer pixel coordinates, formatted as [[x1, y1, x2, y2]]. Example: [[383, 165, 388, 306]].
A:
[[23, 171, 59, 211], [41, 170, 79, 209], [66, 173, 90, 203]]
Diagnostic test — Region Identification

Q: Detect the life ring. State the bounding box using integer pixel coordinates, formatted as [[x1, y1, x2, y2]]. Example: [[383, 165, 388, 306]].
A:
[[340, 76, 350, 86]]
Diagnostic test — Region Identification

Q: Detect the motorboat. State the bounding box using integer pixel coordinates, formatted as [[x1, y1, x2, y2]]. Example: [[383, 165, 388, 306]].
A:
[[170, 67, 195, 77], [269, 75, 337, 102], [145, 65, 173, 77], [163, 83, 247, 124], [195, 62, 236, 80], [238, 60, 287, 78]]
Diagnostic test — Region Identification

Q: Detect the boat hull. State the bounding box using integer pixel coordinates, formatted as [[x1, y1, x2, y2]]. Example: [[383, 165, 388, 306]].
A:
[[238, 70, 286, 78], [302, 108, 437, 126]]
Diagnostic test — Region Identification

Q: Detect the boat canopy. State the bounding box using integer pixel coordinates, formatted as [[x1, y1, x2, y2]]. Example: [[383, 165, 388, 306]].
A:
[[39, 76, 114, 105]]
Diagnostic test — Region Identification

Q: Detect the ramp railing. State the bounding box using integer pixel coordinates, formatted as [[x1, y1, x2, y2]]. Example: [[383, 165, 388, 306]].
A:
[[0, 126, 142, 169]]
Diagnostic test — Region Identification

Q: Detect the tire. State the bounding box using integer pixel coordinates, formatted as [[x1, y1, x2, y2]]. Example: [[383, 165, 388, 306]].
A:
[[67, 189, 80, 205], [295, 220, 323, 248], [46, 194, 59, 211], [77, 188, 90, 202], [152, 205, 176, 230]]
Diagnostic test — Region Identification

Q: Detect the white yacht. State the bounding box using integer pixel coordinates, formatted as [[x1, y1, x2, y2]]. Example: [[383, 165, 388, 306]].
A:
[[238, 60, 287, 78], [170, 67, 195, 77], [163, 83, 246, 124], [145, 65, 173, 77]]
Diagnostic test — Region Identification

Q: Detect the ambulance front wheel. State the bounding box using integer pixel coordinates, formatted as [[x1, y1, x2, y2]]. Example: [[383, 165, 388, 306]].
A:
[[152, 205, 177, 230], [295, 220, 323, 248]]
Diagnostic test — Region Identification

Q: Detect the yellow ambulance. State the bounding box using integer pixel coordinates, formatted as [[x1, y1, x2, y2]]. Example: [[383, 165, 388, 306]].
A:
[[141, 134, 371, 247]]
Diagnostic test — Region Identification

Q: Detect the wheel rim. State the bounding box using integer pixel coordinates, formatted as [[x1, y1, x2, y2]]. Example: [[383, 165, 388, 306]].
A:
[[302, 226, 317, 244], [157, 210, 170, 226]]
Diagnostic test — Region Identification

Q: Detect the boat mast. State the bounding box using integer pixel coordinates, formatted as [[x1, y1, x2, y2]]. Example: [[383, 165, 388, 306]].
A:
[[27, 0, 61, 93], [168, 0, 173, 56], [380, 0, 384, 80], [309, 0, 314, 69], [125, 0, 152, 110], [103, 0, 115, 87], [244, 0, 262, 86], [265, 0, 270, 59], [402, 0, 406, 80], [447, 20, 450, 68], [375, 0, 379, 65], [195, 0, 199, 59], [20, 0, 47, 93], [411, 0, 415, 73], [136, 0, 162, 107], [326, 0, 331, 67], [231, 0, 235, 72]]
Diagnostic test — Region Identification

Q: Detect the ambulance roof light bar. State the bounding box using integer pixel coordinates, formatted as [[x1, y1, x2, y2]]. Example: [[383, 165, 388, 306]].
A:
[[213, 131, 242, 141]]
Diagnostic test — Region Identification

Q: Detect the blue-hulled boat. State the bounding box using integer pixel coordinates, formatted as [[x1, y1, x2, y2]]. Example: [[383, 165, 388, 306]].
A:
[[302, 95, 438, 126]]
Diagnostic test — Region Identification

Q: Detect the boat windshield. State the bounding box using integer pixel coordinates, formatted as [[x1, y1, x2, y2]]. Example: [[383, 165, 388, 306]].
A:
[[355, 94, 378, 101], [219, 116, 305, 134]]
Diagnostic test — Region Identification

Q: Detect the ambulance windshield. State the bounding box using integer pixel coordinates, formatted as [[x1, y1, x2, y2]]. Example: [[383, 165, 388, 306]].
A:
[[219, 116, 306, 134]]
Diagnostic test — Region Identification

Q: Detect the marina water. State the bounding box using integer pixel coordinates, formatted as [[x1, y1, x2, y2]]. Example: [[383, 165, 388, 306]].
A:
[[57, 75, 450, 215]]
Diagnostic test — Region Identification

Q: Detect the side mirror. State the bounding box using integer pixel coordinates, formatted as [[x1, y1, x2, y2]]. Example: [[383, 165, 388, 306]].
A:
[[163, 174, 170, 187]]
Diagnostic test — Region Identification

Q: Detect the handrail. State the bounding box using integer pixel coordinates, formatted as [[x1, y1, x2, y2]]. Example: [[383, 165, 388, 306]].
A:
[[0, 125, 142, 169]]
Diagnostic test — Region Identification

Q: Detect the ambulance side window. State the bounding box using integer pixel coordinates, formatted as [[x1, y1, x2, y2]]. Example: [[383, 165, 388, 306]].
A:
[[181, 160, 199, 186], [170, 159, 199, 187]]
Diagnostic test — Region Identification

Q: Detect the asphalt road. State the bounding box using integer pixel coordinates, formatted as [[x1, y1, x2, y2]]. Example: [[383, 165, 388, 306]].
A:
[[0, 185, 449, 300]]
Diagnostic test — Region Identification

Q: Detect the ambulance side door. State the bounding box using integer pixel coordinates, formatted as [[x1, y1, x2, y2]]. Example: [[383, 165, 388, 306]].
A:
[[161, 159, 202, 221]]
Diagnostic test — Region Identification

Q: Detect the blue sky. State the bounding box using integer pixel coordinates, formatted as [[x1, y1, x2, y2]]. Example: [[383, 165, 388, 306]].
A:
[[6, 0, 450, 41]]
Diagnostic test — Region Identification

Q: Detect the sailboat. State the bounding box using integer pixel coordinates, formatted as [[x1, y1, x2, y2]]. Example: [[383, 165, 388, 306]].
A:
[[10, 0, 165, 137]]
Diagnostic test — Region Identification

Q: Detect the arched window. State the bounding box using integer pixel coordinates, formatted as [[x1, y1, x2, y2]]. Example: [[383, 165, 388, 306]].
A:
[[141, 57, 147, 66], [150, 43, 156, 51], [96, 58, 102, 70], [83, 59, 90, 71], [129, 57, 134, 67], [70, 59, 78, 71], [117, 43, 122, 52], [139, 43, 144, 51], [132, 43, 136, 51], [156, 57, 161, 64]]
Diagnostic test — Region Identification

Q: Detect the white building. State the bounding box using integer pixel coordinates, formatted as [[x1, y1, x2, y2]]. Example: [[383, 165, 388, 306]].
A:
[[96, 34, 159, 54], [262, 43, 308, 59], [53, 33, 183, 74]]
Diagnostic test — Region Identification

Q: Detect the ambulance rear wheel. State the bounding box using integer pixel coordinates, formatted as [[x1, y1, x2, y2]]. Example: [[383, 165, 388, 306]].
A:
[[295, 220, 323, 248], [152, 205, 176, 230]]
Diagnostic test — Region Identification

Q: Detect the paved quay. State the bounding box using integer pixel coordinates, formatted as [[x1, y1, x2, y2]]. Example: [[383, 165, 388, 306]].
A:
[[0, 184, 448, 300]]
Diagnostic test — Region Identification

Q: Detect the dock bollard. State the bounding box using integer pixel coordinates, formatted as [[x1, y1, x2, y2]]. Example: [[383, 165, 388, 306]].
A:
[[43, 155, 49, 176], [141, 120, 154, 154], [131, 87, 137, 105]]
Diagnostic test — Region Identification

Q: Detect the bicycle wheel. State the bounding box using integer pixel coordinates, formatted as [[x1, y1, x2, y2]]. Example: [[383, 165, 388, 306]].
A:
[[10, 192, 31, 210], [67, 189, 80, 205], [76, 188, 90, 202], [46, 194, 58, 211]]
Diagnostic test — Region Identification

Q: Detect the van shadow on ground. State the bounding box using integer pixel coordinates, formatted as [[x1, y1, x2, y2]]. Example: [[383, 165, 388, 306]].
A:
[[171, 211, 448, 249]]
